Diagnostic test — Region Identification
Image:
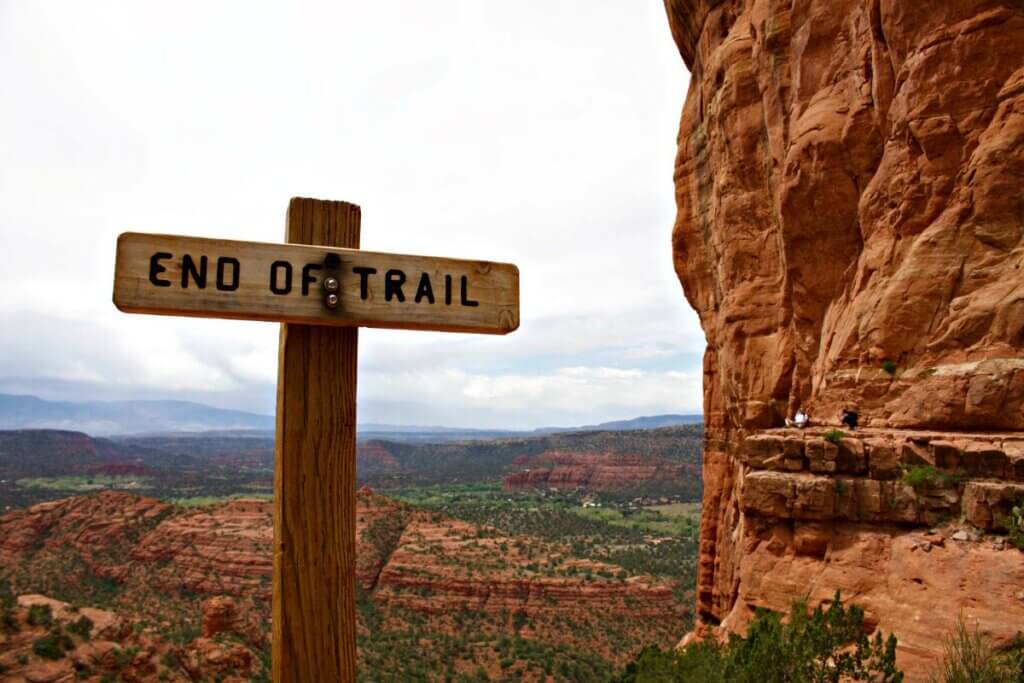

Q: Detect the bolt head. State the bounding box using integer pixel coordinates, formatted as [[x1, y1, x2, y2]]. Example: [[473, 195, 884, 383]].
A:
[[323, 277, 340, 293], [325, 293, 340, 308]]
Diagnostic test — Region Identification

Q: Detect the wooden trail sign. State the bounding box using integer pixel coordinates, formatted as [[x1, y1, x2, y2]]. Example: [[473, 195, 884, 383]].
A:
[[111, 197, 520, 682], [114, 233, 519, 335]]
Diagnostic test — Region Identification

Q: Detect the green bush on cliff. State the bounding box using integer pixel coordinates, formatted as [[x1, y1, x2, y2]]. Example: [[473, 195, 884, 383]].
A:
[[1006, 502, 1024, 551], [0, 577, 17, 634], [67, 614, 93, 640], [32, 628, 73, 660], [26, 603, 53, 628], [823, 429, 845, 445], [902, 465, 960, 491], [610, 592, 903, 683]]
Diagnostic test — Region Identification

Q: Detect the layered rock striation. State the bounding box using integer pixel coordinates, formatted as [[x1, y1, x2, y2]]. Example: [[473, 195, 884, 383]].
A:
[[374, 512, 678, 619], [663, 0, 1024, 674], [503, 450, 698, 493]]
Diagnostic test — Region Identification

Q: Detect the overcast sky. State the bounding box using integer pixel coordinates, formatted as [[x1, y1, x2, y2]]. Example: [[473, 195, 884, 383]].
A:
[[0, 1, 702, 429]]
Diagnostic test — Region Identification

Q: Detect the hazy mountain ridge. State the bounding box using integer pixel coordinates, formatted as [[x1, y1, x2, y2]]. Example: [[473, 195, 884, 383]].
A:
[[0, 393, 701, 439], [0, 394, 275, 435]]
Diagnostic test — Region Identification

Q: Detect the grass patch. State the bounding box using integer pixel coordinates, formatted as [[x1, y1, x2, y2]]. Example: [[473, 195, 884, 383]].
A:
[[27, 604, 53, 628], [572, 505, 699, 537], [824, 429, 845, 445], [33, 629, 74, 660], [902, 465, 961, 492], [67, 615, 93, 640], [16, 476, 153, 492], [169, 493, 272, 507], [1005, 501, 1024, 550], [927, 619, 1022, 682]]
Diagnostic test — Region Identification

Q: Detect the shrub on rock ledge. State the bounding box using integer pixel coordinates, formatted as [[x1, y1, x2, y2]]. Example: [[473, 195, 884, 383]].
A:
[[823, 430, 845, 445], [1007, 502, 1024, 551], [610, 592, 903, 683], [902, 465, 960, 492]]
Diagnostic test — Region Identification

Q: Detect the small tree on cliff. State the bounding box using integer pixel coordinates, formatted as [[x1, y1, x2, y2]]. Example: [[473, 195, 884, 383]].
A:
[[610, 591, 902, 683]]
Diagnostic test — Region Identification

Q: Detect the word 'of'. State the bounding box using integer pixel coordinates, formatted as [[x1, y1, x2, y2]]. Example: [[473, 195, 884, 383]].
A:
[[147, 252, 480, 307]]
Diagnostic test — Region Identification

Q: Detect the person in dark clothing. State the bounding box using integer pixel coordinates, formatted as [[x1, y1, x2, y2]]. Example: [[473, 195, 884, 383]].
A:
[[841, 408, 859, 431]]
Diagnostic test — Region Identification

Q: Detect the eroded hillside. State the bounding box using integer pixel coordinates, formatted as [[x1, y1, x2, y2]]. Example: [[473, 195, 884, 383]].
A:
[[0, 490, 692, 681]]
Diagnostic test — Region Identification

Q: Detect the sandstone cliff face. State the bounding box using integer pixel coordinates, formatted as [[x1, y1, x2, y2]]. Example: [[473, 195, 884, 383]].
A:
[[664, 0, 1024, 674]]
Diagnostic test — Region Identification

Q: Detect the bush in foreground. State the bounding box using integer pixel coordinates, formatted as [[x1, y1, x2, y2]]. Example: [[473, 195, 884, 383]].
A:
[[927, 619, 1022, 683], [610, 592, 903, 683]]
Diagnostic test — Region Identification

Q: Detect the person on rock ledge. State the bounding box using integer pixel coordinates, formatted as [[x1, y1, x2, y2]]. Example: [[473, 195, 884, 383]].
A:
[[785, 409, 809, 429], [841, 407, 859, 431]]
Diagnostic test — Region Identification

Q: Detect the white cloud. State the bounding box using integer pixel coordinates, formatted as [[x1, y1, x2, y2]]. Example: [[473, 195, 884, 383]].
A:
[[0, 0, 701, 428], [360, 365, 702, 429]]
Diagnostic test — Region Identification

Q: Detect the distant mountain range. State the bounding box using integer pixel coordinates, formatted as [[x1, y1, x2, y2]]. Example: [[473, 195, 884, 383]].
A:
[[0, 394, 276, 435], [542, 414, 703, 433], [0, 393, 701, 438]]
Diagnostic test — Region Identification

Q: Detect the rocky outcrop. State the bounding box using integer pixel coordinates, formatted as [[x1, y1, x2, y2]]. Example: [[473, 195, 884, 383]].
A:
[[714, 427, 1024, 674], [355, 489, 410, 591], [0, 593, 261, 682], [664, 0, 1024, 674], [132, 497, 273, 598], [0, 491, 172, 561], [356, 442, 401, 476], [375, 512, 678, 619], [503, 450, 698, 493]]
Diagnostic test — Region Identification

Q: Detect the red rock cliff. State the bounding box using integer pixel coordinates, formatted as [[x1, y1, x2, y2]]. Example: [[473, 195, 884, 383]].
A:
[[503, 450, 698, 492], [664, 0, 1024, 674]]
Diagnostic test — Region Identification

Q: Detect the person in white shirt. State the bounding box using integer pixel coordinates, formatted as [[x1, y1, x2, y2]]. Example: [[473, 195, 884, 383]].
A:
[[786, 409, 809, 428]]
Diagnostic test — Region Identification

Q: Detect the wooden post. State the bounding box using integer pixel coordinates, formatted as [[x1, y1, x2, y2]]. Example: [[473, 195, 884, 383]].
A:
[[112, 194, 519, 681], [273, 197, 360, 682]]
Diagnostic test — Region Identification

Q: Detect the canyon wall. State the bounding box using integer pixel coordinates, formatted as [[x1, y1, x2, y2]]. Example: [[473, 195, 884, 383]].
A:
[[502, 450, 699, 494], [664, 0, 1024, 674]]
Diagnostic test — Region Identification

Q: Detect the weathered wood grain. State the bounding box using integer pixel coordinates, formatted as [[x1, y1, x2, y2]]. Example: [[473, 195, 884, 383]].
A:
[[113, 231, 519, 334], [273, 197, 359, 682]]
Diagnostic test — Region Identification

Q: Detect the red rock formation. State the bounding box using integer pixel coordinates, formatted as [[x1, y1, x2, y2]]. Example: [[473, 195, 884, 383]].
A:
[[356, 442, 401, 473], [666, 0, 1024, 432], [201, 596, 238, 638], [375, 512, 678, 619], [503, 450, 697, 492], [0, 491, 171, 562], [132, 497, 273, 598], [355, 489, 410, 590], [0, 593, 256, 682], [664, 0, 1024, 675]]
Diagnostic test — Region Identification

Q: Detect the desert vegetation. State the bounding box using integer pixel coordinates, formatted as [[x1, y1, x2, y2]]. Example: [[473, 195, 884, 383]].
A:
[[612, 593, 903, 683], [927, 619, 1023, 683]]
